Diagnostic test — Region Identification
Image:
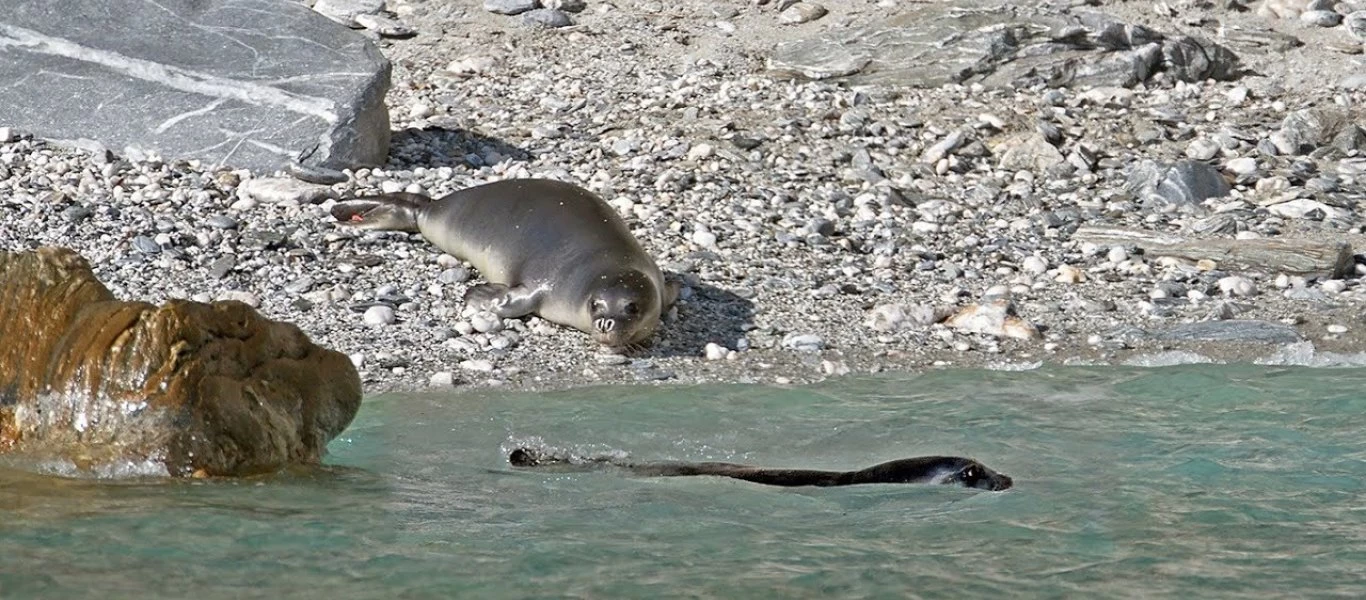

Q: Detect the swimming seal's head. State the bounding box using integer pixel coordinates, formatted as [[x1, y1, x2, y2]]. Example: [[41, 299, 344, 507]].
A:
[[949, 459, 1013, 491], [588, 270, 663, 347]]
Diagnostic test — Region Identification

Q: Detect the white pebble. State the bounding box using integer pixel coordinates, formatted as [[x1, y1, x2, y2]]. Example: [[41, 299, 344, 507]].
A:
[[363, 305, 396, 325], [1106, 246, 1128, 263], [1217, 276, 1256, 297], [687, 143, 714, 160], [470, 311, 504, 333], [460, 359, 495, 372], [704, 343, 728, 360], [1327, 324, 1349, 334], [1226, 157, 1257, 176], [1321, 280, 1347, 294], [1022, 256, 1048, 275], [692, 229, 717, 247]]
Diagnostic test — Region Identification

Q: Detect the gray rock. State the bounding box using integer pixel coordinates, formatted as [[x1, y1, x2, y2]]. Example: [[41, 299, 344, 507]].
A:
[[521, 8, 573, 28], [312, 0, 385, 26], [1277, 108, 1350, 155], [205, 215, 240, 230], [0, 0, 391, 174], [1346, 11, 1366, 41], [132, 236, 161, 255], [997, 133, 1066, 171], [1161, 35, 1242, 82], [1126, 159, 1231, 208], [353, 13, 417, 38], [485, 0, 539, 15], [438, 267, 471, 284], [782, 333, 825, 351], [1149, 320, 1304, 344], [238, 177, 338, 204], [1333, 125, 1366, 153], [767, 4, 1237, 89], [61, 204, 92, 223], [208, 255, 237, 279], [779, 3, 828, 24], [1299, 10, 1343, 26], [543, 0, 587, 12]]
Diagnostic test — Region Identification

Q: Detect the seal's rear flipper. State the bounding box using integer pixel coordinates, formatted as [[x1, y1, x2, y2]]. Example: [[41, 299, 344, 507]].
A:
[[330, 193, 428, 232], [464, 284, 543, 318]]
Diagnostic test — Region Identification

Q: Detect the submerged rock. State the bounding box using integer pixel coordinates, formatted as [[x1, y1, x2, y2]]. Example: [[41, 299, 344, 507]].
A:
[[0, 248, 361, 477]]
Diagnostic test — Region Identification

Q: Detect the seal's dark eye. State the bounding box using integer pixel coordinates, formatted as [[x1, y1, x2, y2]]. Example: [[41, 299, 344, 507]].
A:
[[959, 466, 979, 482], [592, 300, 607, 312], [625, 302, 639, 315]]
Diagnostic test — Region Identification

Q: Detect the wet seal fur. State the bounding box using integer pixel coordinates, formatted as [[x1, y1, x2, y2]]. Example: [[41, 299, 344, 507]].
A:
[[507, 447, 1013, 491], [331, 179, 679, 348]]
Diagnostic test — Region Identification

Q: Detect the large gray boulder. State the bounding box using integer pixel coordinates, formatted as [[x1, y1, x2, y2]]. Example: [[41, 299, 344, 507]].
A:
[[0, 0, 391, 173]]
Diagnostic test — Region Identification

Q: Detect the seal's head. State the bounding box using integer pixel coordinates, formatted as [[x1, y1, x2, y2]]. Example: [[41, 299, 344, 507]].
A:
[[951, 459, 1013, 491], [588, 270, 663, 347]]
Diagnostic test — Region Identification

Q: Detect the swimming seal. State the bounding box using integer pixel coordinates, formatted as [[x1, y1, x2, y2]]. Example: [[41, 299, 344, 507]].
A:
[[507, 447, 1013, 491], [330, 179, 679, 348]]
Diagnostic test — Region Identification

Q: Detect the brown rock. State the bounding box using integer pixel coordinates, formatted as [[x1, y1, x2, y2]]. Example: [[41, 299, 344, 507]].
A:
[[944, 298, 1042, 341], [0, 247, 361, 477]]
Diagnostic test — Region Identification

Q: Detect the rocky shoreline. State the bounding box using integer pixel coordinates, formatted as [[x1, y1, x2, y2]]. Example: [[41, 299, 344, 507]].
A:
[[3, 0, 1366, 394]]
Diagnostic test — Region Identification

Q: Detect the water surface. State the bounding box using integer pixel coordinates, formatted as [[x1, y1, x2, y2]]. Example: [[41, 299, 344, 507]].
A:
[[3, 365, 1365, 598]]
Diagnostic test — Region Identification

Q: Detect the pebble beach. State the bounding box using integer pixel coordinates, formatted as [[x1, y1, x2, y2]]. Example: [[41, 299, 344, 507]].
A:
[[4, 0, 1366, 393]]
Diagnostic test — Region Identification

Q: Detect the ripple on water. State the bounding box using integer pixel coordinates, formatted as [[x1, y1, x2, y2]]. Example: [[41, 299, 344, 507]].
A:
[[3, 364, 1366, 598]]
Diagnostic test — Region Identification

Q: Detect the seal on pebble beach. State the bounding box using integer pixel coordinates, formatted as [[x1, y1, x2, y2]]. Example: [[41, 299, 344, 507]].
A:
[[331, 178, 679, 348], [507, 447, 1014, 491]]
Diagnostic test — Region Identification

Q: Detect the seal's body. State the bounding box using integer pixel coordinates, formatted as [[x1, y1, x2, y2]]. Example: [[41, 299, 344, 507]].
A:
[[508, 447, 1013, 491], [331, 179, 678, 347]]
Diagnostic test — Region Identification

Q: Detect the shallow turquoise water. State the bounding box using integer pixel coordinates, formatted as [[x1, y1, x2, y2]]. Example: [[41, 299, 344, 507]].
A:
[[4, 364, 1366, 598]]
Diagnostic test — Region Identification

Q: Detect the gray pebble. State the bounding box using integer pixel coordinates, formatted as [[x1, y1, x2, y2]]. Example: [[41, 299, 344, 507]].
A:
[[438, 267, 471, 284], [285, 277, 316, 294], [543, 0, 586, 11], [205, 215, 239, 230], [208, 255, 236, 279], [782, 333, 825, 351], [485, 0, 539, 15], [62, 204, 93, 223], [470, 311, 504, 333], [522, 8, 573, 28], [1346, 11, 1366, 41]]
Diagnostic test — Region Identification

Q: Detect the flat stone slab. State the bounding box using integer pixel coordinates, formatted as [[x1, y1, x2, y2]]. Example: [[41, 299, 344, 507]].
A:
[[0, 0, 391, 173], [1117, 320, 1306, 345]]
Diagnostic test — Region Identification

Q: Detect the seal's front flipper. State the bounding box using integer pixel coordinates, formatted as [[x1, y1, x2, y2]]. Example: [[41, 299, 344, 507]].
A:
[[662, 278, 682, 309], [464, 283, 543, 318], [330, 193, 429, 232]]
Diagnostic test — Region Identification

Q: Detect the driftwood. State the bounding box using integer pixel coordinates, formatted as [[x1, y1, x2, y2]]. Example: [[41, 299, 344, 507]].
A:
[[1073, 227, 1354, 278]]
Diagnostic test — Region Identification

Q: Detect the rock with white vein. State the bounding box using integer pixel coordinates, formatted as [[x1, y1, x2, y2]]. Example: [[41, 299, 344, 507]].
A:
[[0, 0, 391, 173]]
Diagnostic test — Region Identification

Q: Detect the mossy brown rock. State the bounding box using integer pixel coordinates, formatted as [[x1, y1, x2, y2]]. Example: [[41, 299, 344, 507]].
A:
[[0, 247, 361, 477]]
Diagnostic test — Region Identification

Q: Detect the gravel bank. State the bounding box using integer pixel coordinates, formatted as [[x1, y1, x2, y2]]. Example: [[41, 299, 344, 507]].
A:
[[3, 0, 1366, 393]]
